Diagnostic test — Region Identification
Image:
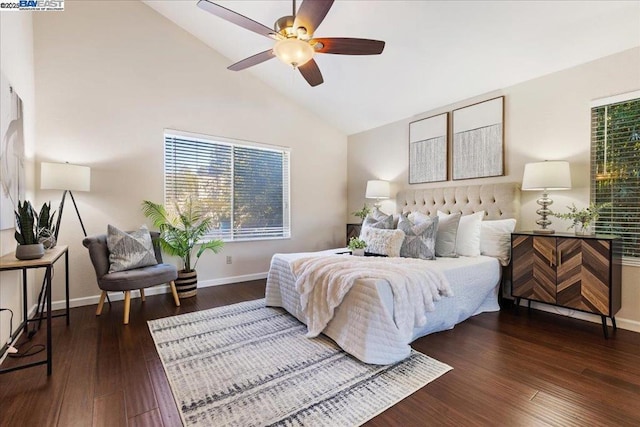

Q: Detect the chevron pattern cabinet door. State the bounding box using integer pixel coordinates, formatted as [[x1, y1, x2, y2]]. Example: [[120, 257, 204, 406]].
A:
[[512, 235, 557, 304], [556, 238, 611, 315]]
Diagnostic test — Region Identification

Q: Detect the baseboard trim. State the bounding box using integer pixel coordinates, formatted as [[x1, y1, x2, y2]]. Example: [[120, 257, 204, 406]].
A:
[[48, 272, 268, 311], [518, 300, 640, 334]]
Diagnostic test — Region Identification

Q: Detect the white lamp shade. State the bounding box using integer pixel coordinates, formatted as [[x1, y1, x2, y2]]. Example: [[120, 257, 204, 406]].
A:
[[41, 162, 91, 192], [522, 161, 571, 191], [365, 180, 390, 199]]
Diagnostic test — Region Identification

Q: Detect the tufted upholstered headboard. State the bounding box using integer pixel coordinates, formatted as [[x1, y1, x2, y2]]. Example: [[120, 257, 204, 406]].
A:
[[396, 182, 520, 221]]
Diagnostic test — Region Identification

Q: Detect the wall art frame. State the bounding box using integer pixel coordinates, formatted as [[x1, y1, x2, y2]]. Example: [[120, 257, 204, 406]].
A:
[[408, 112, 448, 184], [1, 73, 25, 230], [452, 96, 504, 180]]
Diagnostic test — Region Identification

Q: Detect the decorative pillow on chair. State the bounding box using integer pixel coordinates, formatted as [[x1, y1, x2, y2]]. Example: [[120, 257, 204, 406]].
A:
[[480, 218, 517, 266], [360, 227, 405, 257], [362, 208, 394, 230], [397, 213, 438, 260], [107, 225, 158, 273]]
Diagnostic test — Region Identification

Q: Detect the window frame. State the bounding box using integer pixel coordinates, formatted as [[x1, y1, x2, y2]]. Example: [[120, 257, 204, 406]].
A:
[[164, 129, 291, 243], [590, 90, 640, 266]]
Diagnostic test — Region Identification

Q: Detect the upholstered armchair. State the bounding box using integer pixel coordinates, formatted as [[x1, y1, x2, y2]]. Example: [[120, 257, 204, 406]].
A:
[[83, 231, 180, 324]]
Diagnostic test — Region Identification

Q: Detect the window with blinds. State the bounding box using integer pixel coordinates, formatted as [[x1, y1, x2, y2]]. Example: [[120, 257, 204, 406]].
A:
[[165, 131, 290, 241], [591, 92, 640, 261]]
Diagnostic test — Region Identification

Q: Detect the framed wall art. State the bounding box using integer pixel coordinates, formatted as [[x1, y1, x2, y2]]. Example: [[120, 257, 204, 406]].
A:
[[452, 96, 504, 180], [409, 112, 448, 184], [0, 73, 25, 230]]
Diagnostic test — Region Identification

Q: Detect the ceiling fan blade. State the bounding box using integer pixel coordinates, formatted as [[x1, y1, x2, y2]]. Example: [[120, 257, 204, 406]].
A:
[[228, 50, 275, 71], [293, 0, 334, 37], [313, 38, 385, 55], [298, 59, 324, 87], [197, 0, 277, 39]]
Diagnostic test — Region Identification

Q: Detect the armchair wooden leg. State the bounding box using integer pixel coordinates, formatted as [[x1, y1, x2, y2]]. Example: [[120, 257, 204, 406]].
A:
[[96, 291, 107, 316], [170, 281, 180, 307], [140, 289, 146, 302], [123, 291, 131, 325]]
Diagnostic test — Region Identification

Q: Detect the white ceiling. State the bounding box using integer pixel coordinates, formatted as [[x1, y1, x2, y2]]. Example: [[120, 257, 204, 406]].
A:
[[143, 0, 640, 135]]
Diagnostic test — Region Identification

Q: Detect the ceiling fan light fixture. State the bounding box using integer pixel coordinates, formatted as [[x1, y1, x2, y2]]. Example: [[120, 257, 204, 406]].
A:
[[273, 38, 314, 68]]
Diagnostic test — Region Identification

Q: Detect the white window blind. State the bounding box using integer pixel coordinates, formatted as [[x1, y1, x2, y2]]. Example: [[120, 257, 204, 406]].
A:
[[165, 131, 290, 241], [591, 92, 640, 260]]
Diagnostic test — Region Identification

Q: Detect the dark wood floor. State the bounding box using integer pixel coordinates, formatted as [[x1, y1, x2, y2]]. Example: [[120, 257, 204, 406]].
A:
[[1, 279, 639, 426]]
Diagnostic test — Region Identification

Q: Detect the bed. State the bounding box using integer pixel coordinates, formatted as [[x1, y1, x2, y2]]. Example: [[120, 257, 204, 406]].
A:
[[266, 183, 520, 364]]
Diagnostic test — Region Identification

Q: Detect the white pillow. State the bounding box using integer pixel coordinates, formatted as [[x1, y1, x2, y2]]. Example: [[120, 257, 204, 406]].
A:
[[480, 219, 517, 266], [439, 211, 484, 257], [360, 227, 405, 257]]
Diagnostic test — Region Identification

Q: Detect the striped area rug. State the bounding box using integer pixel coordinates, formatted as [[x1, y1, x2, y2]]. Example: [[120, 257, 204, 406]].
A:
[[148, 298, 452, 426]]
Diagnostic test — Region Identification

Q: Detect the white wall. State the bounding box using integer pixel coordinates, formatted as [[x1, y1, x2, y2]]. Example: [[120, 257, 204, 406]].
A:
[[348, 47, 640, 329], [0, 11, 36, 352], [33, 1, 347, 306]]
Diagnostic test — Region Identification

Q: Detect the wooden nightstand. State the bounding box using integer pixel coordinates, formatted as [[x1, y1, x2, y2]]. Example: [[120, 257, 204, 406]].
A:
[[511, 232, 622, 338]]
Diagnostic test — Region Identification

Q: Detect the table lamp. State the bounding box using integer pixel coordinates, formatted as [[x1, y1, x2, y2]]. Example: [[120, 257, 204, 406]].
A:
[[365, 180, 390, 208], [522, 160, 571, 234]]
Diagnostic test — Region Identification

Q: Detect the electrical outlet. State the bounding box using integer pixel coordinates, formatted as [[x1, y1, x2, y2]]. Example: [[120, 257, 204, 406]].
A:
[[226, 256, 232, 265]]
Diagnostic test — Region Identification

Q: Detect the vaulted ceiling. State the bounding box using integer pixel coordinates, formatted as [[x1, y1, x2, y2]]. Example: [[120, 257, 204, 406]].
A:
[[144, 0, 640, 135]]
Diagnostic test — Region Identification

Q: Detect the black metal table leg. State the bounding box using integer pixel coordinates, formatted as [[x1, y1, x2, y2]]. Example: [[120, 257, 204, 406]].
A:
[[65, 250, 70, 325], [601, 315, 609, 339], [46, 265, 52, 376], [22, 269, 28, 334], [612, 316, 617, 331]]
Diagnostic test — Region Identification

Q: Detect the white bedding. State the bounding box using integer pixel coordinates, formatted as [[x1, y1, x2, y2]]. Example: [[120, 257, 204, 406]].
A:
[[266, 250, 501, 365]]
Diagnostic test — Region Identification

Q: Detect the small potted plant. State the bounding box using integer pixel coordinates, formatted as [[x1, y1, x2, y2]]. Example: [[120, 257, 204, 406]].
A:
[[142, 197, 224, 298], [351, 204, 371, 224], [348, 237, 367, 256], [37, 201, 57, 249], [14, 200, 45, 260], [552, 202, 612, 235]]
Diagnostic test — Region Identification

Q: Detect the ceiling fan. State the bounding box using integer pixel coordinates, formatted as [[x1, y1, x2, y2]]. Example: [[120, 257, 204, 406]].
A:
[[196, 0, 385, 87]]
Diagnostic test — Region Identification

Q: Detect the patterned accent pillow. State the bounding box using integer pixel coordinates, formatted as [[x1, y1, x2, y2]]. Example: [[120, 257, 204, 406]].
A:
[[362, 208, 394, 230], [412, 211, 460, 258], [397, 213, 438, 260], [360, 227, 405, 257], [107, 225, 158, 273]]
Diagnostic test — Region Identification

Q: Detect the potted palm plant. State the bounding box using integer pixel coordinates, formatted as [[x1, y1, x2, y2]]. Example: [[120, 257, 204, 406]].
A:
[[142, 198, 224, 298], [14, 200, 45, 260]]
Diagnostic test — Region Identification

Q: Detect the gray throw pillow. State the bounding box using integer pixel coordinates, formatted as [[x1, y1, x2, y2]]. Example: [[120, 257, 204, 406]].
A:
[[409, 211, 460, 257], [434, 212, 461, 257], [107, 224, 158, 273], [397, 213, 438, 260], [362, 208, 394, 230]]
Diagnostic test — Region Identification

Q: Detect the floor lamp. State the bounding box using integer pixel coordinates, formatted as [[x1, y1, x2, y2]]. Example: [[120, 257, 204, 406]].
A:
[[40, 162, 91, 240], [32, 162, 92, 334]]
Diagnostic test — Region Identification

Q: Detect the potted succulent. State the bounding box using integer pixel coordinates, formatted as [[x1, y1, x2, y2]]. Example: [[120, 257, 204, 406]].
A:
[[142, 197, 224, 298], [14, 200, 45, 260], [37, 201, 57, 249], [351, 204, 371, 224], [552, 202, 612, 235], [348, 237, 367, 256]]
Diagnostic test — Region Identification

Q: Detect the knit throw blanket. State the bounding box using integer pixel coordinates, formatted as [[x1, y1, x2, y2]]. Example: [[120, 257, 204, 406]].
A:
[[291, 255, 453, 340]]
